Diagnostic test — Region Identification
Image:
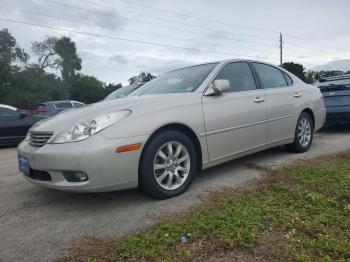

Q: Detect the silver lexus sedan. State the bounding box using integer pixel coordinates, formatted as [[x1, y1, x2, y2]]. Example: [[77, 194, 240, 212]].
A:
[[17, 60, 326, 199]]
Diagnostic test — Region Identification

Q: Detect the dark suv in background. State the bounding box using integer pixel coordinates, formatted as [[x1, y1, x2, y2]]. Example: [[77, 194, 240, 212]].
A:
[[34, 100, 85, 117], [315, 74, 350, 123]]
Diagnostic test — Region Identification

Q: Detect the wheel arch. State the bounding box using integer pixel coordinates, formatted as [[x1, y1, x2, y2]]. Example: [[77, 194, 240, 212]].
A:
[[301, 108, 315, 127], [138, 123, 203, 184]]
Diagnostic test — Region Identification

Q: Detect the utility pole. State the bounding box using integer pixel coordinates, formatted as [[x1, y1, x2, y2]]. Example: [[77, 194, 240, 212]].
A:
[[279, 33, 283, 66]]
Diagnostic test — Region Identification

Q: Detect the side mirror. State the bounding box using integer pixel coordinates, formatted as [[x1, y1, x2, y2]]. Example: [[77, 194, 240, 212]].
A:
[[18, 112, 27, 119], [205, 79, 230, 96]]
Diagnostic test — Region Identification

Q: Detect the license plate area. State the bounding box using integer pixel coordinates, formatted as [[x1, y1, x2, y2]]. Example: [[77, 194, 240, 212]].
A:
[[18, 155, 30, 175]]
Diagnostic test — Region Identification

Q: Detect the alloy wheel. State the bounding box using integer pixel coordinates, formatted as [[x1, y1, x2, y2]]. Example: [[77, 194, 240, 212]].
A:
[[153, 141, 191, 190], [297, 118, 312, 147]]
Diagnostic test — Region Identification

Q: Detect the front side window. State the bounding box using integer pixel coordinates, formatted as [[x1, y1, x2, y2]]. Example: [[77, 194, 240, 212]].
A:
[[132, 63, 218, 96], [253, 63, 287, 89], [214, 62, 256, 93], [0, 108, 20, 117]]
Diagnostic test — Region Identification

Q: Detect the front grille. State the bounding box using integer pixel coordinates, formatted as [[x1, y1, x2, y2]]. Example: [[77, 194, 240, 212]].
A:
[[29, 131, 53, 147], [28, 169, 52, 181]]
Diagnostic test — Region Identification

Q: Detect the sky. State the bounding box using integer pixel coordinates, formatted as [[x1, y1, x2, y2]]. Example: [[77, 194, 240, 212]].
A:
[[0, 0, 350, 85]]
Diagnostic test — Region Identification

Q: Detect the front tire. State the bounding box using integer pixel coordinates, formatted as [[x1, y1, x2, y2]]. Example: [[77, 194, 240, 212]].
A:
[[286, 112, 314, 153], [139, 130, 197, 199]]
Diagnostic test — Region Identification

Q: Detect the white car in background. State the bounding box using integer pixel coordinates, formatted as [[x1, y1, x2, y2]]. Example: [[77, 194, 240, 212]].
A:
[[17, 59, 326, 199]]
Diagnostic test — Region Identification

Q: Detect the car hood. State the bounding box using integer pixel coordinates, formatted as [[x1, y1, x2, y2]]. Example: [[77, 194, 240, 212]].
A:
[[30, 93, 200, 134]]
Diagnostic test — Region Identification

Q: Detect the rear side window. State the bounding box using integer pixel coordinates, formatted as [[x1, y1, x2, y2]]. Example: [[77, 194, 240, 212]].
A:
[[253, 63, 287, 89], [55, 102, 73, 109], [214, 62, 256, 93], [283, 72, 293, 86]]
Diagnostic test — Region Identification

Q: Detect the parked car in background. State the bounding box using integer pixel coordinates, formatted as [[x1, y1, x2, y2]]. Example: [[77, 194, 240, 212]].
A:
[[0, 104, 46, 146], [33, 100, 85, 117], [104, 83, 144, 101], [314, 74, 350, 123], [18, 60, 325, 199]]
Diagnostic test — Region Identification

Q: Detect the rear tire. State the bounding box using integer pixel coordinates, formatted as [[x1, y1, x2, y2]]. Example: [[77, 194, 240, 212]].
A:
[[139, 130, 197, 199], [286, 112, 314, 153]]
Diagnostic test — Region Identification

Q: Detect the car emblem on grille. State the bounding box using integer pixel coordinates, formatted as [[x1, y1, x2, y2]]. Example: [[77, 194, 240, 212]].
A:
[[329, 92, 335, 96]]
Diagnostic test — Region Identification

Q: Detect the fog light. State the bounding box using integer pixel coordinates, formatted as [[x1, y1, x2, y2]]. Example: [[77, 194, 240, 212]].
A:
[[63, 171, 89, 182]]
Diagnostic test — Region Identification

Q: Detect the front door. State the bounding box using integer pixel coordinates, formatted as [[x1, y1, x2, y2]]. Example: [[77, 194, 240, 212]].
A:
[[202, 62, 268, 162]]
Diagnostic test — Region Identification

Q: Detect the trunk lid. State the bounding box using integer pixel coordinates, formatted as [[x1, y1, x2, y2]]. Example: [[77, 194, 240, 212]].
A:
[[319, 84, 350, 107]]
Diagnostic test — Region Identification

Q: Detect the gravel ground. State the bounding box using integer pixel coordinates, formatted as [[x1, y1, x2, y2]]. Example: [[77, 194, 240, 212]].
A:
[[0, 126, 349, 262]]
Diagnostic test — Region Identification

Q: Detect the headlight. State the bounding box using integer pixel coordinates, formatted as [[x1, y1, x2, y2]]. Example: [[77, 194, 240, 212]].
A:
[[50, 110, 131, 144]]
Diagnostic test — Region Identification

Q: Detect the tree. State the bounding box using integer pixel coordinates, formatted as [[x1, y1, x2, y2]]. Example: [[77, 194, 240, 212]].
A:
[[55, 37, 82, 82], [71, 74, 106, 104], [305, 70, 315, 84], [31, 36, 61, 71], [128, 71, 156, 85], [0, 28, 28, 84], [31, 36, 82, 98], [282, 62, 306, 82], [1, 65, 63, 108], [105, 83, 122, 95]]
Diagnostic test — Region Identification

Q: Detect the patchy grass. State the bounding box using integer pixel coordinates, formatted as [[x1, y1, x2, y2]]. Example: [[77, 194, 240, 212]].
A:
[[61, 152, 350, 262]]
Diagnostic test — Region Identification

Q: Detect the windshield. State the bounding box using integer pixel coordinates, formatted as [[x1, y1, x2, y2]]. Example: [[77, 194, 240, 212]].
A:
[[131, 63, 218, 96], [104, 84, 143, 101]]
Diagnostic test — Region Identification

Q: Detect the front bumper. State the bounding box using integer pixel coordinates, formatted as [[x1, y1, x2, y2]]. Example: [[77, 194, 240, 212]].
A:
[[17, 134, 149, 192]]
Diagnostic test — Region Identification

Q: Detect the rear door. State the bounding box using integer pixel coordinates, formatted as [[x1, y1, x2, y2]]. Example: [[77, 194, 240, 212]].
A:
[[202, 62, 267, 161], [252, 63, 300, 144]]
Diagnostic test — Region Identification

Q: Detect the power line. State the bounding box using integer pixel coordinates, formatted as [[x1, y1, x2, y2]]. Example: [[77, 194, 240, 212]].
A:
[[114, 0, 280, 34], [74, 0, 350, 61], [43, 0, 278, 48], [78, 0, 278, 42], [2, 7, 276, 55], [111, 0, 347, 54], [284, 33, 347, 53], [284, 40, 343, 57], [0, 18, 279, 61]]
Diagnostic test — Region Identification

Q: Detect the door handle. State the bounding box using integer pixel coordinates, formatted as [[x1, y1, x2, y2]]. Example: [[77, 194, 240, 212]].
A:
[[294, 92, 302, 98], [253, 96, 265, 103]]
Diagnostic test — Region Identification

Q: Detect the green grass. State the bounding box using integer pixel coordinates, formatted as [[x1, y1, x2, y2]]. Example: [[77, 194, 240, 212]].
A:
[[112, 153, 350, 261]]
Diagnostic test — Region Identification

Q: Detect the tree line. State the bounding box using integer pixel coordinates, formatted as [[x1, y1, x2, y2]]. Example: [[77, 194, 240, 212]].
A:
[[282, 62, 350, 84], [0, 28, 155, 109]]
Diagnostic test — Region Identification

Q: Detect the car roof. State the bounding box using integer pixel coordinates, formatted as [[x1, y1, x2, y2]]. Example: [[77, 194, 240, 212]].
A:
[[0, 104, 17, 111], [166, 59, 280, 74]]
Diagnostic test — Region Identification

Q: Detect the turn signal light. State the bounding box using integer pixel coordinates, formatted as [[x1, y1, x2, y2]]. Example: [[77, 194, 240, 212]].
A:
[[116, 143, 142, 153]]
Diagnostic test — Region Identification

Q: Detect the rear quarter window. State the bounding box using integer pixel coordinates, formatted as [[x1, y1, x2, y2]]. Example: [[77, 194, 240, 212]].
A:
[[253, 63, 288, 89], [283, 72, 293, 86]]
